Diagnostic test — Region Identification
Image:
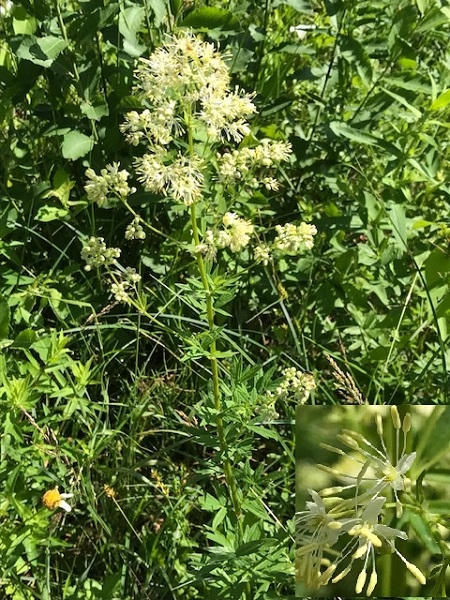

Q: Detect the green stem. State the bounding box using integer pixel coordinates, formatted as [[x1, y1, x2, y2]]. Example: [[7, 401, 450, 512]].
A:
[[186, 110, 241, 520]]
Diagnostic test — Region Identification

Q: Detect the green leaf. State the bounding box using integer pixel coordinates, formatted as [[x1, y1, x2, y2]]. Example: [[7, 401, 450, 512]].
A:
[[417, 6, 450, 33], [35, 205, 69, 222], [329, 121, 401, 157], [12, 329, 37, 349], [415, 0, 430, 15], [380, 87, 422, 118], [406, 512, 441, 554], [61, 131, 94, 160], [430, 89, 450, 111], [36, 36, 68, 61], [0, 295, 9, 339], [12, 7, 38, 35], [16, 36, 68, 68], [42, 167, 74, 207], [388, 204, 407, 249], [424, 249, 450, 289], [323, 0, 344, 16], [80, 101, 109, 121], [119, 6, 146, 57], [340, 35, 373, 86], [181, 7, 240, 31], [150, 0, 167, 27]]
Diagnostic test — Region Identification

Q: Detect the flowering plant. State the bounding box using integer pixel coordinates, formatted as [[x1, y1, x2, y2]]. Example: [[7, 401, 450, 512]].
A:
[[78, 30, 318, 593], [295, 406, 450, 596]]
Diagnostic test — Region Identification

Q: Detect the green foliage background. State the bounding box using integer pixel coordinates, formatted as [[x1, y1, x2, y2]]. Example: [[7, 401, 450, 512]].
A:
[[1, 0, 450, 597]]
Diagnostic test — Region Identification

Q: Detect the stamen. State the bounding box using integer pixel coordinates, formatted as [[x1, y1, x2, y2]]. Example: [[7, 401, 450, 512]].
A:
[[391, 406, 402, 429], [355, 567, 367, 594], [366, 567, 378, 594]]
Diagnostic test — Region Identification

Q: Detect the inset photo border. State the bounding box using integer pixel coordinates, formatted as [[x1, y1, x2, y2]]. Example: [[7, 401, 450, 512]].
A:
[[295, 405, 450, 597]]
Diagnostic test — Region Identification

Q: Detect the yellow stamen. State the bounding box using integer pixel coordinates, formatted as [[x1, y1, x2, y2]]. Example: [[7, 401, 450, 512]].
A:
[[355, 568, 367, 594], [367, 568, 378, 594], [391, 406, 401, 429]]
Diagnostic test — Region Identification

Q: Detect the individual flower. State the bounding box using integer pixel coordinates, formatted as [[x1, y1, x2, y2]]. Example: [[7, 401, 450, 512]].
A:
[[42, 487, 73, 512], [296, 489, 350, 589], [331, 496, 425, 594], [274, 222, 317, 253], [85, 163, 136, 208], [81, 237, 121, 271], [321, 407, 416, 514]]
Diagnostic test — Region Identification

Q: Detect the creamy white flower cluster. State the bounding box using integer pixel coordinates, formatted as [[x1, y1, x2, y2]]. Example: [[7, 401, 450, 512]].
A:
[[134, 152, 203, 207], [117, 32, 297, 208], [85, 163, 136, 208], [81, 237, 121, 271], [217, 140, 292, 186], [129, 32, 256, 144], [296, 407, 425, 595], [253, 222, 318, 265], [196, 212, 254, 260]]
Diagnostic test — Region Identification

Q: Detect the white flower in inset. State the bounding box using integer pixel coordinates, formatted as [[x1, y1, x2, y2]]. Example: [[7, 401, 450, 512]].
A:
[[325, 408, 416, 513], [332, 496, 425, 594]]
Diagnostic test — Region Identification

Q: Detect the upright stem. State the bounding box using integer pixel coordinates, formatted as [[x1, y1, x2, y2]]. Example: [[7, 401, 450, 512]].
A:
[[186, 110, 241, 520]]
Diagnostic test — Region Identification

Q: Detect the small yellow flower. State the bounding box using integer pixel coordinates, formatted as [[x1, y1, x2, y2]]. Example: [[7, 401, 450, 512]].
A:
[[42, 487, 73, 512], [104, 484, 116, 499]]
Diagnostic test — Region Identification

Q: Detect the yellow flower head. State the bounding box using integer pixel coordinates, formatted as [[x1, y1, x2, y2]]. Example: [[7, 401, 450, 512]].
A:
[[42, 487, 73, 512]]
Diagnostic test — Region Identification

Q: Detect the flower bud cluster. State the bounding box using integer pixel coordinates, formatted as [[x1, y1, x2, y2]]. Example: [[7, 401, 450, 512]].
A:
[[110, 268, 142, 304], [217, 140, 291, 190], [81, 237, 121, 271], [296, 408, 425, 594], [125, 217, 146, 241], [85, 163, 136, 208], [120, 102, 179, 146], [268, 367, 316, 405], [274, 222, 317, 253], [253, 222, 317, 265]]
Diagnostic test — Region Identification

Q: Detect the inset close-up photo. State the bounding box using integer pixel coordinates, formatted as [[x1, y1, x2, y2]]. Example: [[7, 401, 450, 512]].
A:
[[296, 406, 450, 597]]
